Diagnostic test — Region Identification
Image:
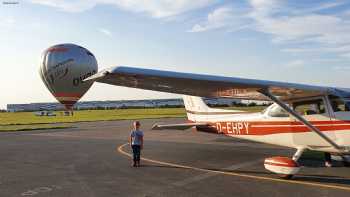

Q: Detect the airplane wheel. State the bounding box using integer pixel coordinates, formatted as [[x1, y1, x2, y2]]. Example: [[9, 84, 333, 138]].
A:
[[278, 174, 293, 179]]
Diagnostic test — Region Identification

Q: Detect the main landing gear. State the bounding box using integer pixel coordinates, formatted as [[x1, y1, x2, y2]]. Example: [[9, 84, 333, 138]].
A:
[[264, 148, 305, 179]]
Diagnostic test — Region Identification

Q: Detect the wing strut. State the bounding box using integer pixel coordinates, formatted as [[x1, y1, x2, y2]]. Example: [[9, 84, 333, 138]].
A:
[[259, 89, 343, 151]]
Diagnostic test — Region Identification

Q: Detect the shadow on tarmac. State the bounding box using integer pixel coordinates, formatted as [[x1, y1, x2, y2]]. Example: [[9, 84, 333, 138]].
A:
[[135, 164, 185, 170], [210, 168, 350, 186], [294, 175, 350, 185]]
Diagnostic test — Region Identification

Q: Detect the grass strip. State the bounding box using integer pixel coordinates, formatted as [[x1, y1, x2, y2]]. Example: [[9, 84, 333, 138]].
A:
[[0, 107, 264, 126], [0, 124, 72, 132]]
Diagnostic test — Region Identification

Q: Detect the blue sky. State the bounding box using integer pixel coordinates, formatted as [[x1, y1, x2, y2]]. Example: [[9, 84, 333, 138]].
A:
[[1, 0, 350, 109]]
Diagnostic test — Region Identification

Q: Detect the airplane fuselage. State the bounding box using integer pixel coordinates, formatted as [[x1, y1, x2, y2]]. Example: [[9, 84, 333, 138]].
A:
[[191, 104, 350, 154]]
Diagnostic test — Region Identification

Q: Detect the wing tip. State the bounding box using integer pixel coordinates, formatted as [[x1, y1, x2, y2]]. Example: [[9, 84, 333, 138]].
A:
[[84, 67, 116, 82], [84, 65, 133, 82]]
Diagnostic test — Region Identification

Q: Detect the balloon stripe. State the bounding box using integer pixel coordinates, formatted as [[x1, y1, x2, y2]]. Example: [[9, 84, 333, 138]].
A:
[[53, 93, 83, 97], [46, 47, 68, 52]]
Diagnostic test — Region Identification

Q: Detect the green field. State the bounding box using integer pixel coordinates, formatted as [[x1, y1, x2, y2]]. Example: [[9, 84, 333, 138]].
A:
[[0, 108, 187, 125], [0, 106, 265, 131], [0, 124, 73, 132]]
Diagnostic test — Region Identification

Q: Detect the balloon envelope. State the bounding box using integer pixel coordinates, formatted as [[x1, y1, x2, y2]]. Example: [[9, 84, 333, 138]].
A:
[[39, 43, 98, 109]]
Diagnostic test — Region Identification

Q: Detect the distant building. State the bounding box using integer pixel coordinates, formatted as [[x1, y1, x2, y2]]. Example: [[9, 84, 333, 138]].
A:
[[6, 98, 241, 112]]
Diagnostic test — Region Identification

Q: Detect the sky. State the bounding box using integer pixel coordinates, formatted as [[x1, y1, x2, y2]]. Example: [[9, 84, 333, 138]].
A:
[[1, 0, 350, 109]]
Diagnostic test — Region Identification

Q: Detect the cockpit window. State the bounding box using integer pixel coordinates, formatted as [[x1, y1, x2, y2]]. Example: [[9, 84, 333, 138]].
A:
[[293, 99, 326, 115], [328, 95, 350, 112]]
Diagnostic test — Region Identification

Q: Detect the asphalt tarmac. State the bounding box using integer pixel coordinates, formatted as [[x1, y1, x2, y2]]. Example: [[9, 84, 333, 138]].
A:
[[1, 118, 350, 197]]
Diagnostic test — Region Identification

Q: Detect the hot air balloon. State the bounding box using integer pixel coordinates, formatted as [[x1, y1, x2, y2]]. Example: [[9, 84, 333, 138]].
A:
[[39, 43, 98, 111]]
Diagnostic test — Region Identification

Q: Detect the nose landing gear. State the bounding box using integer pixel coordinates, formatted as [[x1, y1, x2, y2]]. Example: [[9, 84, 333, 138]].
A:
[[264, 148, 305, 179]]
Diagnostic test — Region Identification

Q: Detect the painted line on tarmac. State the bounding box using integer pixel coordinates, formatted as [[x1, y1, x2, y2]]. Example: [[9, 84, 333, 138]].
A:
[[117, 143, 350, 192]]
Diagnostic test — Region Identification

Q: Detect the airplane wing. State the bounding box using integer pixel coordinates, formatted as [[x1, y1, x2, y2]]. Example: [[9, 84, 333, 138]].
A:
[[152, 122, 209, 130], [85, 66, 346, 101], [85, 66, 350, 151]]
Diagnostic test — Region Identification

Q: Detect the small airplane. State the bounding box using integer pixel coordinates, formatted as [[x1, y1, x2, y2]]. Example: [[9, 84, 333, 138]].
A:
[[39, 43, 350, 179], [85, 66, 350, 178]]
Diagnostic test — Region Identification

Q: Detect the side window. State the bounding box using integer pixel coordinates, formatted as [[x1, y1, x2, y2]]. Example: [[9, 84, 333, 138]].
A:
[[293, 99, 326, 115], [328, 95, 350, 112]]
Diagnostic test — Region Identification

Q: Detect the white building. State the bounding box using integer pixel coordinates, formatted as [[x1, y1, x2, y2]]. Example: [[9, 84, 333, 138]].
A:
[[7, 98, 241, 112]]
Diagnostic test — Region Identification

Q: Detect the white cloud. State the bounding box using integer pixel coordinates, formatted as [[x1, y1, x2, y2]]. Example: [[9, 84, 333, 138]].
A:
[[311, 58, 343, 63], [291, 1, 345, 15], [281, 45, 350, 58], [114, 0, 216, 18], [333, 66, 350, 71], [249, 0, 281, 16], [189, 7, 233, 32], [189, 6, 252, 33], [98, 28, 112, 37], [281, 48, 320, 53], [283, 60, 305, 68], [244, 0, 350, 57], [29, 0, 216, 18], [28, 0, 350, 57], [252, 13, 350, 45]]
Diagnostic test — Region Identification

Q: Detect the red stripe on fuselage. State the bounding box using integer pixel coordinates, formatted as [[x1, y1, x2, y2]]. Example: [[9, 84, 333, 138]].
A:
[[199, 120, 350, 136]]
